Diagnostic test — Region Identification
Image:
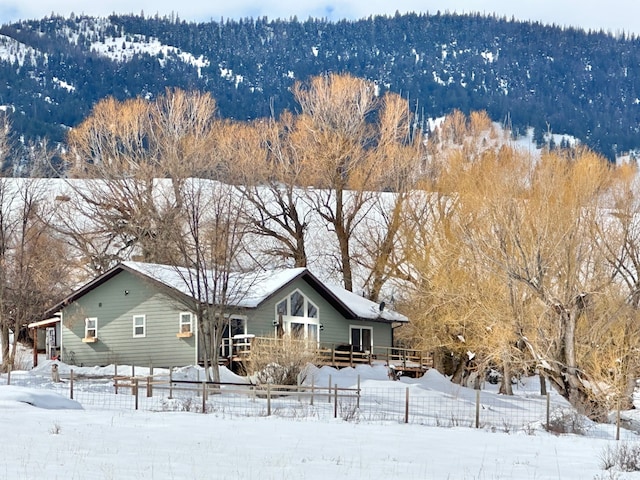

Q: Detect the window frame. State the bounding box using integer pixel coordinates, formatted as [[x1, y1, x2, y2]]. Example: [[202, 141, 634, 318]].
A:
[[274, 289, 320, 343], [349, 326, 373, 352], [179, 312, 194, 334], [132, 314, 146, 338], [84, 317, 98, 340]]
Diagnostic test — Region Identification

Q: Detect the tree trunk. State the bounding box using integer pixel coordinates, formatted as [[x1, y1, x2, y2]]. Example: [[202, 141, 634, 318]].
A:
[[499, 359, 513, 395], [0, 322, 9, 372], [293, 229, 307, 267], [450, 356, 466, 385]]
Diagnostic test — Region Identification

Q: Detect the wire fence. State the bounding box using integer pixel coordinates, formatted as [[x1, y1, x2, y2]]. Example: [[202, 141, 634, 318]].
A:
[[0, 367, 576, 435]]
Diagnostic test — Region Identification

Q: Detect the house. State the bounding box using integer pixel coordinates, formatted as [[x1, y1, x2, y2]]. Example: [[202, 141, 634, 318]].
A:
[[37, 261, 420, 370]]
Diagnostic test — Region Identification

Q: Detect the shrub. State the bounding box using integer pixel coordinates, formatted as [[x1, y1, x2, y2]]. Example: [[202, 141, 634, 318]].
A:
[[600, 442, 640, 472], [545, 408, 588, 435], [246, 336, 318, 385]]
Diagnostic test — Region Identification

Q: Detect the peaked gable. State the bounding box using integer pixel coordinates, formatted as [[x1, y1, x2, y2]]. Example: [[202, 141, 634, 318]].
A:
[[44, 261, 408, 324]]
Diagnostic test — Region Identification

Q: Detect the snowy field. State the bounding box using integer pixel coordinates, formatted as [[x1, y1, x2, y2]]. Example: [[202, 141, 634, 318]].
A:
[[3, 354, 640, 479]]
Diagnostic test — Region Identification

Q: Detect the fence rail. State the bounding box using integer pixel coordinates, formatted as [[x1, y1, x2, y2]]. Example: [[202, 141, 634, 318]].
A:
[[0, 366, 602, 437]]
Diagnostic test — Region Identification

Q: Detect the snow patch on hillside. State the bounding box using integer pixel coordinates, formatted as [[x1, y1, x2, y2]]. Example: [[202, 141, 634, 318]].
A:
[[90, 35, 209, 74], [0, 34, 41, 66]]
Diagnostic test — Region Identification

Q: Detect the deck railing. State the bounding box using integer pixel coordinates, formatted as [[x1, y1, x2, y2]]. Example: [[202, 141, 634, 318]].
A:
[[220, 336, 432, 375]]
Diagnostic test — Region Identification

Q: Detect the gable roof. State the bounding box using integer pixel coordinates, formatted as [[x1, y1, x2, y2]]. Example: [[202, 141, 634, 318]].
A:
[[45, 261, 408, 324]]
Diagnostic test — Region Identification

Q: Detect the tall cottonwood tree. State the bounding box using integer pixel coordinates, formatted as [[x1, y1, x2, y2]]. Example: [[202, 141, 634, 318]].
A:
[[0, 178, 73, 371], [292, 73, 409, 291], [226, 116, 311, 268], [352, 93, 425, 301], [164, 178, 251, 382], [450, 141, 627, 416], [64, 90, 218, 268], [64, 90, 254, 381]]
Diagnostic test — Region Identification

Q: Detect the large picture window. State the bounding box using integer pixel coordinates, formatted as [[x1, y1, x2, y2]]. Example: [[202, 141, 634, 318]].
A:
[[275, 290, 320, 342]]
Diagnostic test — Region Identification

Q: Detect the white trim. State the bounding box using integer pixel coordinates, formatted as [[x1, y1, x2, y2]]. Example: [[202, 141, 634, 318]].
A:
[[28, 317, 61, 329], [84, 317, 98, 340], [133, 314, 146, 338], [179, 312, 194, 334]]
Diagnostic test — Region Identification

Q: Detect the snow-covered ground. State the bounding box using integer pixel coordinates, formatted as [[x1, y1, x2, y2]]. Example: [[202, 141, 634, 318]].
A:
[[2, 356, 640, 479]]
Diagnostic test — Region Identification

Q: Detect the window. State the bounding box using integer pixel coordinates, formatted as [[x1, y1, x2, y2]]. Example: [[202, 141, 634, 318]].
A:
[[350, 326, 373, 352], [276, 299, 288, 316], [290, 291, 304, 316], [84, 317, 98, 340], [179, 312, 193, 334], [133, 315, 146, 338], [274, 290, 320, 342]]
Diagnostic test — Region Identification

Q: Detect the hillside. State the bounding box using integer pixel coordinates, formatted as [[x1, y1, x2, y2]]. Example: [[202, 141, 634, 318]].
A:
[[1, 12, 640, 161]]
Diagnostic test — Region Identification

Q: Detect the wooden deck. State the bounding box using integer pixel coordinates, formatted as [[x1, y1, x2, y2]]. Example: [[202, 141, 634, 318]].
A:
[[219, 337, 433, 378]]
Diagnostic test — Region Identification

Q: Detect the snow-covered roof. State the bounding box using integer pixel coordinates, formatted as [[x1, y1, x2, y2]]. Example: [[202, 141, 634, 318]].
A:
[[122, 261, 407, 322], [122, 261, 306, 309], [45, 261, 407, 324], [322, 283, 408, 323]]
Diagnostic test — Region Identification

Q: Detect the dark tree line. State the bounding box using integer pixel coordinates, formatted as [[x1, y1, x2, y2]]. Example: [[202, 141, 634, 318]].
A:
[[1, 11, 640, 162]]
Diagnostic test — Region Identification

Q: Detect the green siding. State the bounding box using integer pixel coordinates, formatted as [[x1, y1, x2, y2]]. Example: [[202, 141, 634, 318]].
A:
[[61, 271, 196, 367], [246, 278, 393, 348], [60, 271, 395, 368]]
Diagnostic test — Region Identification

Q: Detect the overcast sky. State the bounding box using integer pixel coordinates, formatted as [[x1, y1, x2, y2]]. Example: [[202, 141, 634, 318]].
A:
[[1, 1, 639, 36]]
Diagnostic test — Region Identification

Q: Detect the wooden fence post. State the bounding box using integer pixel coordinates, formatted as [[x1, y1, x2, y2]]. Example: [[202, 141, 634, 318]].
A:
[[169, 366, 173, 399], [202, 382, 207, 414], [475, 389, 480, 428], [134, 378, 139, 410], [7, 365, 10, 386], [357, 375, 361, 409], [616, 399, 621, 441], [267, 383, 271, 416], [334, 384, 338, 419], [70, 370, 74, 400], [328, 374, 332, 403], [149, 363, 153, 397], [405, 387, 409, 424], [546, 393, 550, 432], [146, 376, 152, 398], [114, 364, 118, 394], [310, 377, 314, 406]]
